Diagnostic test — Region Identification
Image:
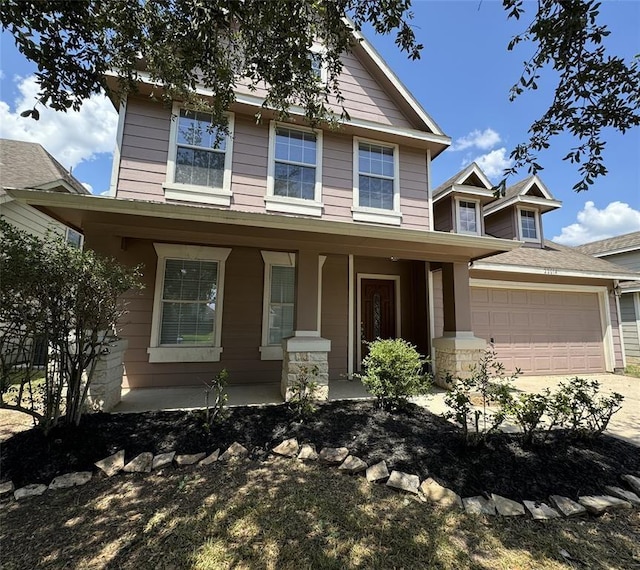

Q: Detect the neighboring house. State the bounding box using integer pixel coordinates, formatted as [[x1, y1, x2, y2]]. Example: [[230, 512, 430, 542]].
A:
[[0, 139, 87, 246], [431, 163, 638, 375], [576, 232, 640, 365], [7, 33, 637, 402]]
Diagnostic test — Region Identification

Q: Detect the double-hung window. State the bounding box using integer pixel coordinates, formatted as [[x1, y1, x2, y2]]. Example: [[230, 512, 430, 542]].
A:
[[352, 138, 402, 225], [164, 104, 234, 206], [148, 244, 231, 363], [456, 199, 480, 235], [518, 208, 540, 242], [260, 251, 296, 360], [266, 122, 323, 217], [65, 227, 84, 249]]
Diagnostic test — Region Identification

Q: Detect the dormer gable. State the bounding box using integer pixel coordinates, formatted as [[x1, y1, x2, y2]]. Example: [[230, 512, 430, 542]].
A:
[[484, 175, 561, 246], [432, 162, 496, 204]]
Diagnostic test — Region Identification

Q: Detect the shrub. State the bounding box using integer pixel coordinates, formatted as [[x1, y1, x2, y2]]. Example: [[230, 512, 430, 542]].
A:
[[503, 390, 550, 445], [443, 346, 520, 445], [0, 219, 143, 433], [552, 377, 624, 437], [288, 363, 320, 420], [357, 338, 431, 410], [203, 368, 229, 426]]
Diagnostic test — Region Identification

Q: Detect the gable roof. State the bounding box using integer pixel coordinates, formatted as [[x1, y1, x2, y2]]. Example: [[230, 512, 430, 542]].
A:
[[574, 231, 640, 257], [473, 240, 640, 281], [432, 162, 497, 204], [483, 175, 561, 216], [0, 139, 88, 196]]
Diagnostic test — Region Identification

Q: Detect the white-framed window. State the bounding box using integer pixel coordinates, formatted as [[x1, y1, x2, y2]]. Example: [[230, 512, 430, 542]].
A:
[[265, 121, 323, 217], [518, 207, 540, 242], [148, 243, 231, 363], [309, 43, 328, 84], [352, 137, 402, 226], [65, 227, 84, 249], [163, 103, 234, 206], [260, 251, 296, 360], [455, 198, 481, 235]]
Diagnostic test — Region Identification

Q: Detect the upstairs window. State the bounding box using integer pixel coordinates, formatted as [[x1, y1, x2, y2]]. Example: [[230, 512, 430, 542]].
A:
[[456, 199, 480, 235], [164, 105, 234, 206], [519, 208, 539, 241], [266, 122, 323, 217], [65, 227, 84, 249], [352, 138, 401, 225]]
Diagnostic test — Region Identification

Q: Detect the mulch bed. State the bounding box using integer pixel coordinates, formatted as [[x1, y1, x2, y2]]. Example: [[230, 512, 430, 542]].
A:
[[2, 400, 639, 502]]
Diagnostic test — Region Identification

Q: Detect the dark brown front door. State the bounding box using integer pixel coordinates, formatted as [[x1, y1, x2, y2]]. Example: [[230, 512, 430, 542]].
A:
[[361, 279, 396, 356]]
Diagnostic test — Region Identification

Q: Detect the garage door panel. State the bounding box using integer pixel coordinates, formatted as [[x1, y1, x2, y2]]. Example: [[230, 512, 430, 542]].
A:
[[471, 287, 605, 375]]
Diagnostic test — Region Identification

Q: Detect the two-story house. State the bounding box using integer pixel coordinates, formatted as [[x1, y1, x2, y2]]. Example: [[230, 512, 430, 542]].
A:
[[7, 32, 635, 406], [431, 163, 636, 375], [576, 232, 640, 365]]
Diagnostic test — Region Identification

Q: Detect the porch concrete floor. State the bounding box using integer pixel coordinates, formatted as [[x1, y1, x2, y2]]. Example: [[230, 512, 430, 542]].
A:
[[114, 373, 638, 446]]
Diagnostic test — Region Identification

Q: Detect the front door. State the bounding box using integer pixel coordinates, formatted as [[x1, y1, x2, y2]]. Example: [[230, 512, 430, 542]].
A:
[[361, 279, 397, 357]]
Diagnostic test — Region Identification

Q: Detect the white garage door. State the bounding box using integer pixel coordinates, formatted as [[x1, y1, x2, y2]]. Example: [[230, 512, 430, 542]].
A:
[[471, 287, 606, 375]]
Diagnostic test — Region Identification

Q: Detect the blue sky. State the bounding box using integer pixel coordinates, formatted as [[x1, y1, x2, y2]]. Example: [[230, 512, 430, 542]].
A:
[[1, 0, 639, 244]]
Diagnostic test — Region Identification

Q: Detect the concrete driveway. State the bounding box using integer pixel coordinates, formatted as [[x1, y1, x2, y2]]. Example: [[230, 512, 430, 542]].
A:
[[415, 373, 639, 446]]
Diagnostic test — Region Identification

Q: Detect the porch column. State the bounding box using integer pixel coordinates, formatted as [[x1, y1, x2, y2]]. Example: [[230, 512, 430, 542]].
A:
[[281, 250, 331, 401], [432, 262, 486, 388]]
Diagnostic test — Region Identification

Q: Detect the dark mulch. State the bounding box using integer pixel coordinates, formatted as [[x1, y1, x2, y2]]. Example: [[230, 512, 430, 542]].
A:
[[2, 400, 639, 502]]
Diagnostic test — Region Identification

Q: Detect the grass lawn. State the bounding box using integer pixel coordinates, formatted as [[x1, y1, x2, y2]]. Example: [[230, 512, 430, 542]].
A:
[[2, 457, 639, 570], [625, 364, 640, 379]]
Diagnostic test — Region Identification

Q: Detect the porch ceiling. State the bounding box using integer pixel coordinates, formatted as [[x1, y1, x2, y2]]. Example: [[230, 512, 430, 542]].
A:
[[8, 189, 520, 262]]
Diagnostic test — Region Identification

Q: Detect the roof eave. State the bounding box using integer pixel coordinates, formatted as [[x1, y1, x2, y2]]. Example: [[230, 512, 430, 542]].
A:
[[471, 261, 640, 281]]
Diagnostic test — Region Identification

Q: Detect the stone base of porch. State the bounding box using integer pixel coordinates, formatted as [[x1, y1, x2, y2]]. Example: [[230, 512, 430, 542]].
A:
[[87, 338, 128, 412], [432, 333, 486, 389], [281, 334, 331, 401]]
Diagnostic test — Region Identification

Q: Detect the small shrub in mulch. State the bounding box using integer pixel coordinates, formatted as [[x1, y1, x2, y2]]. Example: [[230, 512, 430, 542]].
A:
[[1, 400, 638, 502]]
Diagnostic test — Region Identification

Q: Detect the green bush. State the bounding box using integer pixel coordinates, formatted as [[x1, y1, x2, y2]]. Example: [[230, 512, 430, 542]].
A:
[[357, 338, 431, 410], [503, 391, 550, 445], [203, 368, 229, 427], [443, 346, 520, 445], [288, 364, 320, 420]]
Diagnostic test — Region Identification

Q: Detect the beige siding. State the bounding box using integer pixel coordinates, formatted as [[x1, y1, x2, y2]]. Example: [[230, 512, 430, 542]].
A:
[[602, 251, 640, 272], [117, 98, 171, 202], [433, 199, 453, 232], [321, 255, 349, 378], [114, 100, 430, 229], [620, 293, 640, 362], [0, 201, 67, 238], [234, 50, 414, 128], [485, 209, 515, 239]]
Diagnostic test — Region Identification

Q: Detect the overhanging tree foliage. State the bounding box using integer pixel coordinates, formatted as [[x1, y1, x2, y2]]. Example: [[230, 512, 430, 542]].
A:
[[1, 0, 638, 191], [0, 220, 142, 433]]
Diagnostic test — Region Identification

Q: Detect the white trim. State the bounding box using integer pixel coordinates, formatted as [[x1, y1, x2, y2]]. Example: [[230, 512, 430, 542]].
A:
[[433, 185, 496, 204], [352, 137, 402, 225], [259, 250, 296, 360], [317, 255, 327, 332], [163, 103, 235, 206], [348, 23, 445, 136], [65, 227, 84, 249], [454, 197, 481, 236], [469, 278, 614, 371], [593, 246, 640, 258], [484, 194, 562, 216], [148, 243, 232, 363], [615, 288, 626, 368], [516, 206, 541, 243], [348, 254, 354, 378], [427, 148, 433, 231], [266, 121, 323, 217], [356, 273, 402, 367], [108, 97, 127, 197], [427, 265, 435, 361], [635, 292, 640, 361], [309, 42, 329, 84], [104, 69, 451, 149], [472, 261, 638, 281]]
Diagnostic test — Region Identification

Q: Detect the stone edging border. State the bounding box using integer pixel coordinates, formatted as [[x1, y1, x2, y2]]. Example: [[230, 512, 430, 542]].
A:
[[2, 438, 640, 520]]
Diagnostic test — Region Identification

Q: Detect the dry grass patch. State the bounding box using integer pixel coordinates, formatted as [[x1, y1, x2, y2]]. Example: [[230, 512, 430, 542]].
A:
[[2, 457, 639, 569]]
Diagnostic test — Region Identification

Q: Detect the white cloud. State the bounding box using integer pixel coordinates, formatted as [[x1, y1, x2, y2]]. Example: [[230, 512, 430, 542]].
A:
[[450, 128, 501, 152], [553, 201, 640, 246], [0, 74, 117, 170], [0, 70, 5, 80], [81, 182, 93, 193], [467, 147, 513, 179]]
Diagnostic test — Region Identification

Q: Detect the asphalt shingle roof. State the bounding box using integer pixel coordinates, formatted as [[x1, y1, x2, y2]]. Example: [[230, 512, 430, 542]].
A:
[[0, 139, 88, 195], [475, 240, 640, 277], [574, 231, 640, 255]]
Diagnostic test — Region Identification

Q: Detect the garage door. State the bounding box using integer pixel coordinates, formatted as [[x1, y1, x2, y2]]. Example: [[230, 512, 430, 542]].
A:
[[471, 287, 606, 374]]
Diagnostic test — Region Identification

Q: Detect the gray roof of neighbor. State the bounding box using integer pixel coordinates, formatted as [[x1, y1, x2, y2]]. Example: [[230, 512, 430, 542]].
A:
[[0, 139, 88, 195], [475, 240, 640, 278], [575, 231, 640, 255]]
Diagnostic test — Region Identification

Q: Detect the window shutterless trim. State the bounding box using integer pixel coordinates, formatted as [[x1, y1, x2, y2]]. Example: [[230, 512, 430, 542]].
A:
[[266, 121, 323, 217], [517, 206, 541, 243], [454, 197, 481, 235], [352, 136, 402, 226], [163, 103, 235, 206], [148, 243, 231, 363]]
